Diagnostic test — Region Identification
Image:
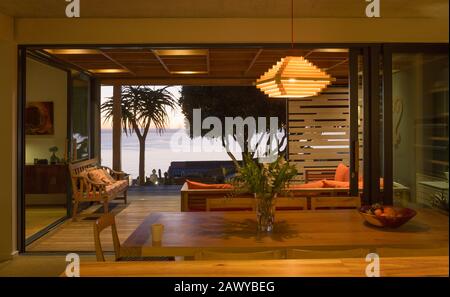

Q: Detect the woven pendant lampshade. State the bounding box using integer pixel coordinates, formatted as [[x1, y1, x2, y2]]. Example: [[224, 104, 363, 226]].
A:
[[256, 56, 333, 98]]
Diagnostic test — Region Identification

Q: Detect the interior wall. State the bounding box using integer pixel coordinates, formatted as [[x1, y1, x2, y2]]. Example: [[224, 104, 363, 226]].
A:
[[0, 12, 16, 261], [25, 58, 67, 164], [15, 18, 449, 45]]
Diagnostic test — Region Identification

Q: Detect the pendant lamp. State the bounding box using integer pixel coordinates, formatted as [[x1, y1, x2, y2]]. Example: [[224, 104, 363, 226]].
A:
[[256, 0, 333, 98], [256, 56, 333, 98]]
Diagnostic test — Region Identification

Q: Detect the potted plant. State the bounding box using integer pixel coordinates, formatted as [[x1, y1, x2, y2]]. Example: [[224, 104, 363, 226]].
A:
[[49, 146, 60, 164], [232, 154, 297, 232]]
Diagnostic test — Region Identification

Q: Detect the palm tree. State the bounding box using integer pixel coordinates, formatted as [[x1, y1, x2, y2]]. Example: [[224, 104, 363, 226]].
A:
[[102, 86, 177, 185]]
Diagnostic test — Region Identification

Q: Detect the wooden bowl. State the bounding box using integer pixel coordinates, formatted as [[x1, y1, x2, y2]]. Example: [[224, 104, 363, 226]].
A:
[[359, 206, 417, 228]]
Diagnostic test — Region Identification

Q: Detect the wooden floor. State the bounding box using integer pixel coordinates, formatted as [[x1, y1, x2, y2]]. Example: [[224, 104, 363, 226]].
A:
[[25, 206, 66, 239], [26, 195, 180, 252]]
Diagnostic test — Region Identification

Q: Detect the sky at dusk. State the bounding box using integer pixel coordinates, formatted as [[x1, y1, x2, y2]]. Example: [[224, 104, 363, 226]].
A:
[[100, 85, 186, 130]]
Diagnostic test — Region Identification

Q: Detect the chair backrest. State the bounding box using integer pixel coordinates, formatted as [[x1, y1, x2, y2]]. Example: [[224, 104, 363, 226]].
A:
[[194, 250, 284, 260], [206, 197, 255, 211], [93, 213, 121, 261], [311, 196, 361, 210], [69, 158, 98, 177], [276, 197, 307, 210], [287, 248, 369, 259], [69, 158, 98, 192]]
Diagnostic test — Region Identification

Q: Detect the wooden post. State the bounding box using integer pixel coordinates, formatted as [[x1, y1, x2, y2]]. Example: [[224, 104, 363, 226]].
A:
[[112, 84, 122, 171]]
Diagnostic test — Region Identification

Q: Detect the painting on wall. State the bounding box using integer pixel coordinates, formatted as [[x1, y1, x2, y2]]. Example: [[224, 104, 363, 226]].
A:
[[25, 101, 54, 135]]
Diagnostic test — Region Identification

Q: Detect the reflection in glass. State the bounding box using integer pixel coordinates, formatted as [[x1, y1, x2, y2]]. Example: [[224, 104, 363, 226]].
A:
[[392, 53, 449, 212], [71, 76, 90, 161]]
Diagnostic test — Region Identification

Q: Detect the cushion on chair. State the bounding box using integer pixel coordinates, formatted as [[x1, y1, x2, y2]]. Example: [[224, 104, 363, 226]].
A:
[[323, 180, 350, 188], [289, 180, 325, 189], [106, 180, 128, 194], [186, 180, 233, 190], [334, 163, 350, 182], [102, 169, 117, 183], [89, 169, 114, 185]]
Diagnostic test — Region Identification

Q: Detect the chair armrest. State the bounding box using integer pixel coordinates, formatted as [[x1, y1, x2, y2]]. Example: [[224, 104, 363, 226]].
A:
[[100, 166, 129, 180]]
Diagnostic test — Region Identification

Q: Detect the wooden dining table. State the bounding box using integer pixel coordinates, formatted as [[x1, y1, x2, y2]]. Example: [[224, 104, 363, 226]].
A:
[[121, 209, 449, 258], [74, 256, 449, 277]]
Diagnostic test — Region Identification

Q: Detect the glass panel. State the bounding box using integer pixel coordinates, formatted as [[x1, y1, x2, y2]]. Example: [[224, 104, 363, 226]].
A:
[[100, 85, 113, 169], [357, 54, 365, 197], [71, 74, 90, 161], [24, 58, 68, 243], [392, 53, 449, 211], [379, 56, 385, 194]]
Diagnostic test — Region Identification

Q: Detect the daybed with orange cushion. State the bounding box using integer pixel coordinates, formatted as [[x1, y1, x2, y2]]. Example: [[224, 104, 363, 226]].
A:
[[69, 158, 129, 220], [180, 163, 408, 211]]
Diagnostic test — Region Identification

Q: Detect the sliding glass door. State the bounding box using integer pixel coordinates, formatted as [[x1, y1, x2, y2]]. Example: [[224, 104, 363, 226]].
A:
[[23, 56, 70, 245], [388, 48, 449, 211], [351, 45, 448, 208], [19, 51, 96, 250]]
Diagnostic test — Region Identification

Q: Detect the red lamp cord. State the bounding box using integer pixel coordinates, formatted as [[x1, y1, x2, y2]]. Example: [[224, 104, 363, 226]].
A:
[[291, 0, 294, 49]]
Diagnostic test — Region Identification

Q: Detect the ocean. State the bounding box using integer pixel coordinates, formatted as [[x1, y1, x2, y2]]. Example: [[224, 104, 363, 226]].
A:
[[101, 128, 238, 179]]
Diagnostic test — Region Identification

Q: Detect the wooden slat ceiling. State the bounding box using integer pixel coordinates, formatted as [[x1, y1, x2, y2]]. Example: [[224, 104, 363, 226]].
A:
[[35, 47, 349, 86]]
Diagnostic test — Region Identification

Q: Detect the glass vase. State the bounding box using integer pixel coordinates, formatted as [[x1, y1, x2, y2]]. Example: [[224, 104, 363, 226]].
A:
[[255, 193, 277, 232]]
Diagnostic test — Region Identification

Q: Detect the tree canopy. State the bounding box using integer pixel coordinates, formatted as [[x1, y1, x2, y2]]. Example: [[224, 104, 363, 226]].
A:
[[179, 86, 287, 164]]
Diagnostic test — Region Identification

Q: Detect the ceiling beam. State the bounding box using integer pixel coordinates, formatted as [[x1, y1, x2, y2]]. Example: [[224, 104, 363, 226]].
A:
[[100, 77, 255, 86], [151, 49, 171, 74], [244, 49, 263, 75], [99, 50, 136, 75]]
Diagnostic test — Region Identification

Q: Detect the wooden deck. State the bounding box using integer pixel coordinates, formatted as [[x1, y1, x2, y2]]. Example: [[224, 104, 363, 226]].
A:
[[26, 195, 180, 252]]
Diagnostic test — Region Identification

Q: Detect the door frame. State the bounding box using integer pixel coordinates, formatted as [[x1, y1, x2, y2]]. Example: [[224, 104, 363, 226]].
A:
[[349, 45, 395, 205]]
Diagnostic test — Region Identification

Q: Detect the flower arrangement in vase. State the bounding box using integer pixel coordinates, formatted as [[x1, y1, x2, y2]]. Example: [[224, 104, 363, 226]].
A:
[[232, 154, 297, 232]]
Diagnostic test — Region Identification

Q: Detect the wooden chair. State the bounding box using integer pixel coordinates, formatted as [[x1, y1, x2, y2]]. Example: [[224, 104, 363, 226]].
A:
[[276, 197, 307, 210], [206, 197, 255, 212], [287, 248, 369, 259], [311, 196, 361, 210], [94, 214, 174, 262], [93, 213, 121, 261], [69, 158, 129, 220], [194, 250, 284, 260]]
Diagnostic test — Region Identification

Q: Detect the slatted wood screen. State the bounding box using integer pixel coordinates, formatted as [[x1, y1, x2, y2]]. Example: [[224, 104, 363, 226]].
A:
[[288, 87, 350, 183]]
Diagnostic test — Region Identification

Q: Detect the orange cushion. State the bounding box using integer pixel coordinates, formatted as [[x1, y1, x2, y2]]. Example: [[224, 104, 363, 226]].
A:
[[334, 163, 350, 182], [323, 180, 350, 188], [88, 169, 114, 185], [289, 180, 324, 189], [186, 180, 233, 190]]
